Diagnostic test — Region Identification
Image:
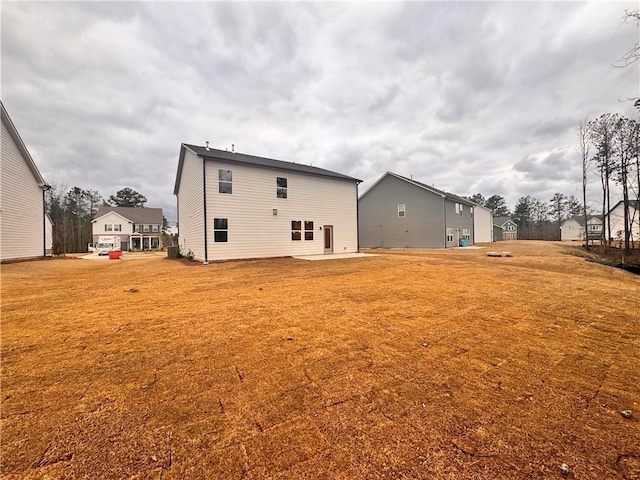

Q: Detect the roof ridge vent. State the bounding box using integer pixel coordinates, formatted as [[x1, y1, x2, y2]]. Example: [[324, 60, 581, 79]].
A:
[[205, 141, 210, 151]]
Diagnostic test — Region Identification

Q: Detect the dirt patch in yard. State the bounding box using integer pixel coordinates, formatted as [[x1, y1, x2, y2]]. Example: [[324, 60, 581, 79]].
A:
[[1, 241, 639, 479]]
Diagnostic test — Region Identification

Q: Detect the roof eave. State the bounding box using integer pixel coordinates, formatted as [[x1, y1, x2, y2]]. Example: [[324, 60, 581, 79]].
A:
[[194, 147, 361, 183], [1, 101, 46, 187]]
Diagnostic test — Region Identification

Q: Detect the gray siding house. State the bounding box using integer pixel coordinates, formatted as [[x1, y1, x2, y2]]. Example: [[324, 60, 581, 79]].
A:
[[358, 172, 476, 248], [493, 217, 517, 241]]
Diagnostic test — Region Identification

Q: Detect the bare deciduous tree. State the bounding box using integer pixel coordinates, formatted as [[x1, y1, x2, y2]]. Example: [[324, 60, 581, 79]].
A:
[[578, 118, 591, 245]]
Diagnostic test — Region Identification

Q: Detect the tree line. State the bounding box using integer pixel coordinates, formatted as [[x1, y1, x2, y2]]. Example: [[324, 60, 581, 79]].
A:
[[466, 193, 583, 241], [471, 9, 640, 248], [46, 185, 168, 254], [579, 113, 639, 252]]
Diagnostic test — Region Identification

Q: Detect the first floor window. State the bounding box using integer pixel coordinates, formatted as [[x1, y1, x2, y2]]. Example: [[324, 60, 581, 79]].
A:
[[291, 220, 302, 240], [305, 221, 314, 240], [462, 228, 471, 240], [398, 204, 406, 217], [214, 218, 228, 242], [446, 228, 454, 242]]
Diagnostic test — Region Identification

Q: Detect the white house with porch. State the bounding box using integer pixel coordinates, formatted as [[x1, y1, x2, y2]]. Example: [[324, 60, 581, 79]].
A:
[[92, 206, 164, 251]]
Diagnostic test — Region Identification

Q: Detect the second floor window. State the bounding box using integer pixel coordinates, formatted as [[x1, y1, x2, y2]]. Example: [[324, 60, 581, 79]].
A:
[[105, 224, 121, 232], [398, 204, 406, 217], [455, 203, 463, 216], [219, 169, 232, 194], [277, 177, 287, 198]]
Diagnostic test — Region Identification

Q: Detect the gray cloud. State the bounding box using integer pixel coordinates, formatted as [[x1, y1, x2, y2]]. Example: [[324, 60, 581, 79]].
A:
[[2, 1, 638, 223]]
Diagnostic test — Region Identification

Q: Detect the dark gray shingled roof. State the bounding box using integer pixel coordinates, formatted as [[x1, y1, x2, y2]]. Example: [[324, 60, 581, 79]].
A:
[[563, 215, 602, 226], [384, 172, 477, 206], [493, 216, 515, 227], [174, 144, 361, 195], [93, 206, 163, 224]]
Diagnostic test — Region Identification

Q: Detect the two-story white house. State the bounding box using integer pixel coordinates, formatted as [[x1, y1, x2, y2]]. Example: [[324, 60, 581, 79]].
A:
[[91, 206, 164, 251], [1, 101, 53, 262], [174, 143, 361, 262], [604, 200, 639, 242], [560, 215, 602, 241]]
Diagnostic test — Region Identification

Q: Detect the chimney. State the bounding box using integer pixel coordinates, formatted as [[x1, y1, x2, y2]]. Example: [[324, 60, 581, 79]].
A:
[[205, 141, 210, 151]]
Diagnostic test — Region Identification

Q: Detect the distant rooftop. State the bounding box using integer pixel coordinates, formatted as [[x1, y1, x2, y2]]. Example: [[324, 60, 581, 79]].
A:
[[93, 206, 163, 224]]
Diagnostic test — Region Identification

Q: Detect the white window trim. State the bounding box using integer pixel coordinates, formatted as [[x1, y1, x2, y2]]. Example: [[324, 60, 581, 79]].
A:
[[218, 169, 233, 194], [398, 204, 406, 218], [277, 177, 287, 199]]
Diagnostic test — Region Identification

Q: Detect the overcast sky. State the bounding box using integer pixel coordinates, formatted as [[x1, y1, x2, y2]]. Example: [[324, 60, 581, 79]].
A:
[[2, 1, 638, 224]]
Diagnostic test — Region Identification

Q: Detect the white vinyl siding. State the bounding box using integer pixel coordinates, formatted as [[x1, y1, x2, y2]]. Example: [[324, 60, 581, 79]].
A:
[[560, 219, 584, 241], [93, 213, 133, 237], [0, 116, 44, 261], [202, 160, 358, 261], [606, 204, 640, 241], [176, 148, 205, 260], [473, 205, 493, 243], [45, 215, 53, 254]]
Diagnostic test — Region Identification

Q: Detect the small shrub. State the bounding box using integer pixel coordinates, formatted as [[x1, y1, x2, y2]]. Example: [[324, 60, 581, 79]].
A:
[[180, 248, 195, 261]]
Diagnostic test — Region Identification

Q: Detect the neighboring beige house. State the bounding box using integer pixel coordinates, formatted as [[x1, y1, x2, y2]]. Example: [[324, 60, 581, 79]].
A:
[[473, 204, 494, 243], [91, 206, 164, 251], [493, 217, 517, 241], [174, 143, 361, 262], [560, 215, 602, 241], [1, 101, 52, 262], [603, 200, 639, 242]]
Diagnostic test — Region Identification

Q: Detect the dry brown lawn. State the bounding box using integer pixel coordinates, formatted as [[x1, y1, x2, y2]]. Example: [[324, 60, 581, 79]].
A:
[[1, 241, 639, 479]]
